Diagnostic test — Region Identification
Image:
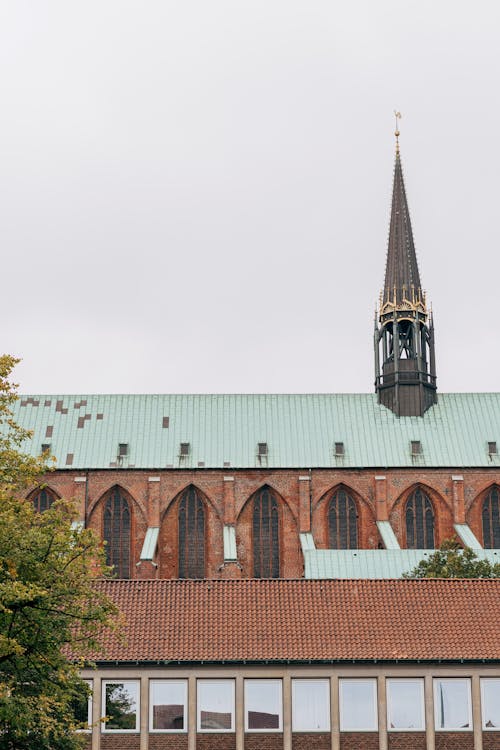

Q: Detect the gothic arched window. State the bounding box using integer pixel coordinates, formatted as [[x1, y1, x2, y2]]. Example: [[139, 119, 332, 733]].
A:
[[253, 486, 280, 578], [31, 488, 56, 513], [482, 486, 500, 549], [328, 488, 358, 549], [405, 487, 435, 548], [178, 486, 205, 579], [103, 487, 131, 578]]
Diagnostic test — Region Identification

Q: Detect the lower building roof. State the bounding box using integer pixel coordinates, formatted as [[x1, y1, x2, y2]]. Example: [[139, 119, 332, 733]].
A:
[[89, 578, 500, 664]]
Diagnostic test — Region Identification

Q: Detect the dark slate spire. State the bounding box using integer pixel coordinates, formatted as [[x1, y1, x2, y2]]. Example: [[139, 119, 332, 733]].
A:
[[382, 149, 423, 309], [374, 119, 437, 417]]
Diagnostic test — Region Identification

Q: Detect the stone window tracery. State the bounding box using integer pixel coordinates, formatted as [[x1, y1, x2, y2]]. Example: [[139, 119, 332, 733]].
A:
[[103, 486, 131, 579], [253, 486, 280, 578], [31, 487, 57, 513], [405, 487, 434, 548], [328, 488, 358, 549], [482, 486, 500, 549], [178, 485, 205, 579]]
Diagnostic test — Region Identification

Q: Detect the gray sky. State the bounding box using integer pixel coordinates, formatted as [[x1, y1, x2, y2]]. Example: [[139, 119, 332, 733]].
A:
[[1, 1, 499, 394]]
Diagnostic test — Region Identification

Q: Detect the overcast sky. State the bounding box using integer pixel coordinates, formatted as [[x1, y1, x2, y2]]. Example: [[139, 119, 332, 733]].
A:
[[1, 1, 499, 394]]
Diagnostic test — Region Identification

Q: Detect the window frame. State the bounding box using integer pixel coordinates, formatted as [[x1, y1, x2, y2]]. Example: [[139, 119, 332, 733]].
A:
[[197, 679, 235, 733], [244, 679, 283, 733], [433, 678, 473, 732], [291, 678, 331, 732], [101, 679, 140, 733], [339, 678, 378, 732], [386, 678, 425, 732], [481, 678, 500, 731], [149, 679, 188, 733]]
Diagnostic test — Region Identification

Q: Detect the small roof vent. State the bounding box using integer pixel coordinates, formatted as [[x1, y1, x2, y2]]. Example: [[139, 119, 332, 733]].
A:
[[334, 442, 345, 456], [410, 440, 422, 456], [258, 442, 268, 456], [180, 442, 190, 456], [118, 443, 129, 457], [488, 441, 498, 455], [41, 443, 51, 455]]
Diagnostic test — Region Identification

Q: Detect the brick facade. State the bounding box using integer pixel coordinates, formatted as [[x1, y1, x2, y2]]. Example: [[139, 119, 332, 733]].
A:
[[434, 733, 474, 749], [195, 734, 236, 750], [243, 733, 283, 749], [340, 731, 379, 749], [38, 467, 500, 580], [388, 732, 427, 749], [292, 733, 331, 749], [100, 735, 140, 749], [148, 734, 189, 749], [483, 734, 500, 749]]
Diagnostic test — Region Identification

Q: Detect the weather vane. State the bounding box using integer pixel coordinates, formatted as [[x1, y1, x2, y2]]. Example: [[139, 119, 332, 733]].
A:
[[394, 110, 402, 153]]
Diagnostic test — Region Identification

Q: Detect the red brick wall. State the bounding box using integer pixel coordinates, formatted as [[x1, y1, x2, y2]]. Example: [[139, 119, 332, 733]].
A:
[[100, 734, 140, 749], [483, 734, 500, 750], [36, 467, 500, 580], [292, 733, 331, 749], [340, 732, 379, 749], [244, 733, 283, 749], [434, 733, 474, 749], [388, 732, 427, 749], [196, 734, 236, 750], [148, 734, 189, 749]]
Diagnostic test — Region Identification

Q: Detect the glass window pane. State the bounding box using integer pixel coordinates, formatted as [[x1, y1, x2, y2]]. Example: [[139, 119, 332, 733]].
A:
[[481, 679, 500, 729], [292, 679, 330, 731], [150, 680, 187, 731], [387, 679, 425, 730], [72, 679, 92, 730], [198, 680, 235, 732], [103, 681, 139, 731], [245, 680, 282, 731], [340, 679, 377, 731], [434, 679, 472, 730]]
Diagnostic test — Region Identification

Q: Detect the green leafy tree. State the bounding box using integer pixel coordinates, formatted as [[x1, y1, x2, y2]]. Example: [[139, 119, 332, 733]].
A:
[[403, 537, 500, 579], [0, 355, 117, 749]]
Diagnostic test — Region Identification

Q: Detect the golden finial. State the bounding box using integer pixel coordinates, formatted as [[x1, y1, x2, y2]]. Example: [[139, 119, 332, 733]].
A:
[[394, 110, 401, 154]]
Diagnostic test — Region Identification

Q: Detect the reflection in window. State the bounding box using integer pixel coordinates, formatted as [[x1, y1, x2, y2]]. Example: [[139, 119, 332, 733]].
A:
[[292, 679, 330, 732], [245, 680, 282, 731], [406, 488, 435, 548], [253, 487, 280, 578], [103, 487, 131, 578], [197, 680, 235, 732], [102, 681, 139, 732], [481, 679, 500, 729], [71, 679, 92, 731], [340, 679, 377, 731], [328, 488, 358, 549], [482, 487, 500, 549], [387, 679, 425, 730], [150, 680, 187, 732], [31, 488, 56, 513], [178, 486, 205, 579], [434, 679, 472, 730]]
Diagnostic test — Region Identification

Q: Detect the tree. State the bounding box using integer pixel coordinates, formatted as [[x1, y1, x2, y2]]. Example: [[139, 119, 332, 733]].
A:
[[403, 537, 500, 579], [0, 355, 117, 749]]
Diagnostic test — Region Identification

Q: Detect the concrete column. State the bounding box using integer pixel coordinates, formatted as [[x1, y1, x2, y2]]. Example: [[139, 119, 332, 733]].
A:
[[424, 673, 435, 750], [378, 675, 387, 750], [224, 476, 236, 525], [91, 675, 101, 750], [140, 675, 149, 750], [298, 475, 311, 532], [236, 674, 244, 750], [148, 476, 161, 526], [472, 674, 483, 749], [375, 476, 388, 521], [451, 475, 465, 524], [331, 675, 340, 750], [283, 674, 292, 750], [188, 675, 196, 750]]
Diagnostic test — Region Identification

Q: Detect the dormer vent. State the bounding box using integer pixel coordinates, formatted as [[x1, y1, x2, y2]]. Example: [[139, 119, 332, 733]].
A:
[[118, 443, 129, 457], [180, 442, 190, 456], [258, 442, 268, 456], [411, 440, 422, 456], [41, 443, 51, 454], [335, 442, 345, 456], [488, 441, 498, 455]]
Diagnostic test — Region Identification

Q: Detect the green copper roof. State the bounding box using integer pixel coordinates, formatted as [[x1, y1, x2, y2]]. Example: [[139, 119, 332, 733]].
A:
[[304, 549, 500, 579], [11, 392, 500, 470]]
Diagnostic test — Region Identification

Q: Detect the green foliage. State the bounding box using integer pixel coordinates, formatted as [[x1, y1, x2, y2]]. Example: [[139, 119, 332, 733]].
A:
[[0, 356, 117, 749], [403, 538, 500, 579]]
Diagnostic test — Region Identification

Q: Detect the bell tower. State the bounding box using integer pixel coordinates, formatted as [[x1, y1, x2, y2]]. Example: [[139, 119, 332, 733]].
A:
[[374, 117, 437, 417]]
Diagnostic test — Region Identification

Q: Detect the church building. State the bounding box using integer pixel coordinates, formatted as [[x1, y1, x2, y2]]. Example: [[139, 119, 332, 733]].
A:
[[14, 132, 500, 749]]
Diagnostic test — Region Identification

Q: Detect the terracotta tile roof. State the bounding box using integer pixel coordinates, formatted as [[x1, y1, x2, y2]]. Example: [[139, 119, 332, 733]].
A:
[[90, 578, 500, 664]]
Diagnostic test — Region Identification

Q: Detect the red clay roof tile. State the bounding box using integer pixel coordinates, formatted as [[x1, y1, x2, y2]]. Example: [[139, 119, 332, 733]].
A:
[[90, 578, 500, 663]]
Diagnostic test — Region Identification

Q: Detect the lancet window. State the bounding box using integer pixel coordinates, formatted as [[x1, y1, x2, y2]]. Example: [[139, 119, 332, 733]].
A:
[[103, 486, 131, 578], [482, 487, 500, 549], [328, 488, 358, 549], [31, 487, 56, 513], [178, 485, 205, 579], [405, 487, 434, 548], [253, 486, 280, 578]]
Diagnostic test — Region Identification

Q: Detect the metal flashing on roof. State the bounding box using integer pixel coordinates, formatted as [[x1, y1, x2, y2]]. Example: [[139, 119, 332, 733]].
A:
[[454, 523, 483, 549], [299, 532, 316, 553], [71, 520, 84, 533], [140, 527, 159, 561], [376, 520, 400, 550], [223, 525, 237, 561]]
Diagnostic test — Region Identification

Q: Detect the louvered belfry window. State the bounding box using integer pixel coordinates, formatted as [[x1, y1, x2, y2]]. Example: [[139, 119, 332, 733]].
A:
[[32, 488, 55, 513], [253, 486, 280, 578], [328, 488, 358, 549], [178, 485, 205, 579], [103, 487, 131, 578], [482, 486, 500, 549], [405, 488, 434, 548]]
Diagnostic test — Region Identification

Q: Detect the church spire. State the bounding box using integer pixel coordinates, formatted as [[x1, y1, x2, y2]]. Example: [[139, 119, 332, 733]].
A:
[[374, 117, 437, 417]]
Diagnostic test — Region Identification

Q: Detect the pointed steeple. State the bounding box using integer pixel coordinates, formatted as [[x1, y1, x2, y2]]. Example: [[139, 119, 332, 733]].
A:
[[374, 118, 437, 417]]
